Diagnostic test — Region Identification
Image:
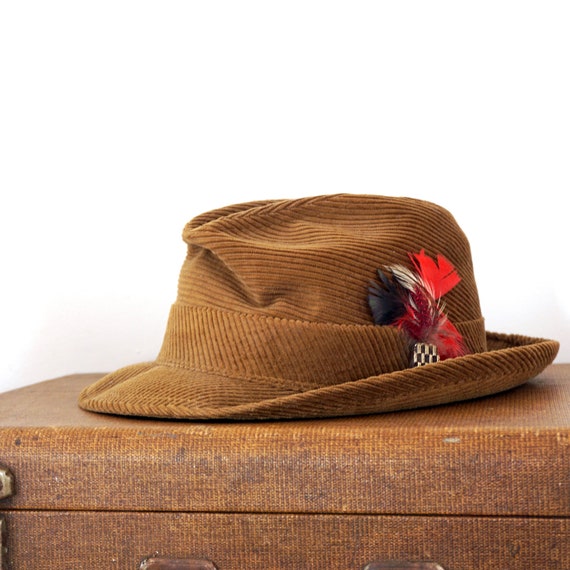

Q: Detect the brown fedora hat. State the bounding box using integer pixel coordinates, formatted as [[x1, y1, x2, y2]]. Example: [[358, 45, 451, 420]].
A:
[[78, 194, 559, 420]]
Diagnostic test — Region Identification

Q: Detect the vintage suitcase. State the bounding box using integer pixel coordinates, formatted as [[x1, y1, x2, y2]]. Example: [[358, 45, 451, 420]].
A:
[[0, 364, 569, 569]]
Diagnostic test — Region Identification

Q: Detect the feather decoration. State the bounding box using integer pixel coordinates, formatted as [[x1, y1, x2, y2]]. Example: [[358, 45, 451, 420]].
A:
[[409, 249, 461, 299], [368, 250, 468, 360]]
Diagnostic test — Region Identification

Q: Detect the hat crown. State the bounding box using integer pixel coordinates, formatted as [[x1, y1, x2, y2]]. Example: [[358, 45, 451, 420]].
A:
[[179, 194, 482, 328]]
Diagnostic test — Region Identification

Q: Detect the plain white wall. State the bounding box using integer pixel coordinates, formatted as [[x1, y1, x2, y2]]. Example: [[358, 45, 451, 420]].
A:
[[1, 2, 568, 393]]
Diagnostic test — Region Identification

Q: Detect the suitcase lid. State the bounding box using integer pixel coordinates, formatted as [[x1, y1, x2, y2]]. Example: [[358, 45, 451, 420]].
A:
[[0, 364, 569, 517]]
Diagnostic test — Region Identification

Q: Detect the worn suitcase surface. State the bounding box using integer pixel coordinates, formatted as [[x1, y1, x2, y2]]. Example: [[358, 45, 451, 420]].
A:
[[0, 364, 569, 569]]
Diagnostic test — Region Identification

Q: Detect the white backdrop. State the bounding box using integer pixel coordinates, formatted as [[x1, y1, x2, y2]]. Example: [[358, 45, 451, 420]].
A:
[[1, 2, 568, 393]]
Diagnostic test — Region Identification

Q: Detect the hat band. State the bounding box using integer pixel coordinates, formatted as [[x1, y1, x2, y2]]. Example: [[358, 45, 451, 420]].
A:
[[156, 304, 486, 391]]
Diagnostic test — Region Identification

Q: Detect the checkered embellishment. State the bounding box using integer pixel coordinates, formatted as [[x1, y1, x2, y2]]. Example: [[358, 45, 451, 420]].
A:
[[412, 342, 440, 367]]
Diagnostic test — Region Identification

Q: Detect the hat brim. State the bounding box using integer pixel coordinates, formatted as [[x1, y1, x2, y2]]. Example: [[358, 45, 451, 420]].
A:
[[78, 332, 559, 420]]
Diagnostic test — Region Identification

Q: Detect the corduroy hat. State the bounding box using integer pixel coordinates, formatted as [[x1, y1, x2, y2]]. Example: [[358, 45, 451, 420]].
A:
[[79, 194, 559, 420]]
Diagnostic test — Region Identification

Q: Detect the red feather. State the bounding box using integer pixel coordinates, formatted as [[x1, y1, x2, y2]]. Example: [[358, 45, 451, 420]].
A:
[[430, 317, 467, 360], [409, 249, 461, 299]]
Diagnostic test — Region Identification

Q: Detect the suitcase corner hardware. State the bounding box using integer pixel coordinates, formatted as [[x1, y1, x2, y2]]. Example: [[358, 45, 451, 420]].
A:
[[0, 467, 14, 501]]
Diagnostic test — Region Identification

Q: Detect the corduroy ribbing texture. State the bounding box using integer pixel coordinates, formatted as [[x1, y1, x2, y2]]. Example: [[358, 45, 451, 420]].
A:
[[78, 194, 559, 419]]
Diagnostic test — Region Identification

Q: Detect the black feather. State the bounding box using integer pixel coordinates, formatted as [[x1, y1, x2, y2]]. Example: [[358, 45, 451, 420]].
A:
[[368, 268, 407, 325]]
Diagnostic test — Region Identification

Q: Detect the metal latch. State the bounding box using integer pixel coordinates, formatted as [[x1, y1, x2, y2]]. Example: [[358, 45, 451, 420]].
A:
[[140, 558, 218, 570], [363, 560, 444, 570], [0, 468, 14, 502]]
